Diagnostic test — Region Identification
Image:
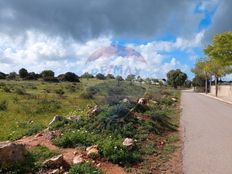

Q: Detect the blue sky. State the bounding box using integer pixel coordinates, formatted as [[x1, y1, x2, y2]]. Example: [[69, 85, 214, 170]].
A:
[[0, 0, 231, 79]]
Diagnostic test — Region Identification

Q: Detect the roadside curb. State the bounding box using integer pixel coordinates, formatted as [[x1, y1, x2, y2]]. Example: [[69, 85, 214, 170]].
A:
[[200, 93, 232, 105]]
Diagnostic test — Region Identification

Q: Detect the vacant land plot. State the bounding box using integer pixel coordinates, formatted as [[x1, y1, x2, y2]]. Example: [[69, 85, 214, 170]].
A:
[[0, 79, 180, 173]]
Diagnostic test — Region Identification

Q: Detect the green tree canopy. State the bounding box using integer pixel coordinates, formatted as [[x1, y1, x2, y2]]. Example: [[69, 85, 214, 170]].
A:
[[0, 72, 6, 79], [204, 32, 232, 66], [19, 68, 28, 79], [167, 69, 187, 88], [95, 73, 106, 80]]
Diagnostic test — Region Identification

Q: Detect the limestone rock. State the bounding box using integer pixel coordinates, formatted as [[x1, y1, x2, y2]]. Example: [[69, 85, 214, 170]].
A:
[[73, 154, 84, 164], [67, 116, 81, 121], [88, 106, 101, 116], [43, 154, 64, 168], [0, 141, 26, 166], [49, 169, 60, 174], [49, 115, 66, 127], [122, 138, 134, 147], [86, 145, 99, 156], [138, 98, 147, 105], [172, 97, 177, 102], [122, 98, 130, 103]]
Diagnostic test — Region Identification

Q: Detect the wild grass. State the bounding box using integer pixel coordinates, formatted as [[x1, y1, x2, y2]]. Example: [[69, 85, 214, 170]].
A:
[[0, 78, 180, 172]]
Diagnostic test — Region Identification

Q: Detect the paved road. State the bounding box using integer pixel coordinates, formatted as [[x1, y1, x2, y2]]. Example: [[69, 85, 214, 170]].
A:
[[181, 91, 232, 174]]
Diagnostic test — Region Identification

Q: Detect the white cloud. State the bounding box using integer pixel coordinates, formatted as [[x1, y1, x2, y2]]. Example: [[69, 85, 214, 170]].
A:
[[0, 30, 200, 78]]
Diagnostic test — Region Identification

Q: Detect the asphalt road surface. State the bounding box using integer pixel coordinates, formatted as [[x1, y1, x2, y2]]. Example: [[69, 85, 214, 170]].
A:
[[181, 91, 232, 174]]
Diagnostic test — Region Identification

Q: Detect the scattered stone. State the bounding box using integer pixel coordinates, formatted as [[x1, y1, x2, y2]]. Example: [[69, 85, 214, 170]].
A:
[[67, 115, 81, 121], [0, 141, 26, 166], [73, 154, 84, 164], [35, 132, 43, 138], [43, 154, 64, 168], [86, 145, 99, 156], [73, 151, 78, 155], [49, 169, 60, 174], [122, 138, 134, 147], [171, 98, 177, 102], [122, 98, 130, 103], [88, 106, 101, 116], [96, 163, 101, 167], [138, 98, 147, 105], [49, 115, 66, 127], [151, 100, 158, 104]]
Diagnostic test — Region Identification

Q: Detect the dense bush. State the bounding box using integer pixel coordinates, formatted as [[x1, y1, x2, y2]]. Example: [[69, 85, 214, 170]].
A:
[[69, 163, 103, 174], [29, 146, 57, 167], [7, 72, 17, 80], [96, 73, 106, 80], [40, 70, 58, 82], [25, 72, 39, 80], [19, 68, 28, 79], [58, 72, 80, 82], [54, 130, 142, 166], [53, 129, 98, 148], [79, 86, 99, 99], [81, 72, 94, 79], [98, 137, 142, 165], [106, 74, 115, 79], [0, 72, 6, 79]]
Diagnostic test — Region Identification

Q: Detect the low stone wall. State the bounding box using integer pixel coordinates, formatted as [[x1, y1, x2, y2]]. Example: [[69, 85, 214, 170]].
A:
[[210, 85, 232, 97]]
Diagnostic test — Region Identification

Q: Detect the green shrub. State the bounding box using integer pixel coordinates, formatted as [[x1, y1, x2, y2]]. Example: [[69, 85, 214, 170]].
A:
[[3, 86, 11, 93], [53, 130, 98, 148], [79, 91, 94, 99], [66, 85, 77, 93], [29, 146, 58, 167], [79, 86, 99, 99], [0, 100, 8, 111], [148, 111, 176, 133], [98, 137, 142, 166], [159, 97, 174, 106], [69, 163, 103, 174], [15, 88, 27, 95], [35, 100, 61, 114], [54, 131, 142, 166], [55, 89, 65, 96], [25, 124, 44, 136]]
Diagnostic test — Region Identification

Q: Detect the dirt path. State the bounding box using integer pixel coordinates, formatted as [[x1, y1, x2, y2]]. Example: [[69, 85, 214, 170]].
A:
[[181, 91, 232, 174], [16, 131, 127, 174]]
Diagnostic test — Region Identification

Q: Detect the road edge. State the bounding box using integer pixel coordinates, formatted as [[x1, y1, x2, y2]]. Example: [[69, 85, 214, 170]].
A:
[[199, 93, 232, 105]]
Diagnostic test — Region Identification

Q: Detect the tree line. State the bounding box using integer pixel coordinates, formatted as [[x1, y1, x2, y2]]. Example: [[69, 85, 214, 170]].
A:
[[0, 67, 191, 89], [0, 69, 134, 83], [192, 32, 232, 96]]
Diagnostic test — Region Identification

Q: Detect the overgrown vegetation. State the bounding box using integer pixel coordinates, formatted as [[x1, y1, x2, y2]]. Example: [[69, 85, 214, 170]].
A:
[[69, 163, 103, 174], [0, 78, 180, 173], [0, 146, 57, 174]]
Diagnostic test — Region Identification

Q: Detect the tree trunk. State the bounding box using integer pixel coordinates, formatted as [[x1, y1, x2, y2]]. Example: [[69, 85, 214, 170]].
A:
[[205, 77, 208, 94], [209, 76, 212, 93], [215, 77, 218, 97]]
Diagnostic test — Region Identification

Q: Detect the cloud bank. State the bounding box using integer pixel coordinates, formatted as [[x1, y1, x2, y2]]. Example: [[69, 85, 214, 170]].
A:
[[0, 0, 231, 78]]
